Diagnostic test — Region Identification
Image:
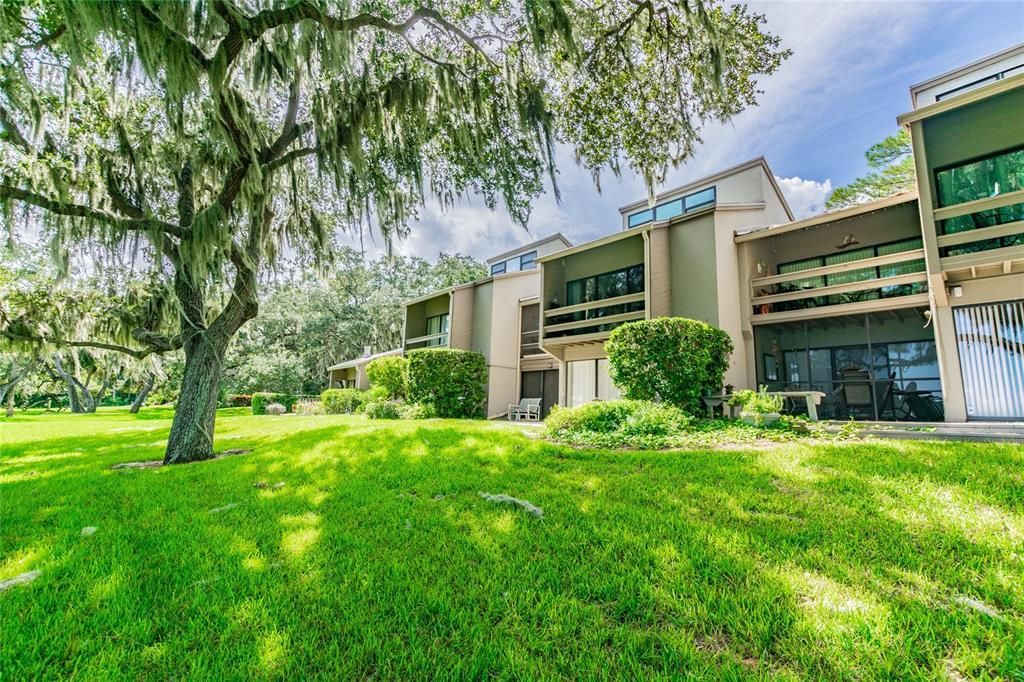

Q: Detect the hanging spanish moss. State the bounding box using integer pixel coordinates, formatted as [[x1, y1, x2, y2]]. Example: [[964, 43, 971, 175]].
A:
[[0, 0, 787, 462]]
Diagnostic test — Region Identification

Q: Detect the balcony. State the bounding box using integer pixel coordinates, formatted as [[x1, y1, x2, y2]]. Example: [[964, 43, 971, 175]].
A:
[[751, 244, 929, 324], [543, 292, 646, 343], [403, 291, 451, 350], [933, 188, 1024, 275]]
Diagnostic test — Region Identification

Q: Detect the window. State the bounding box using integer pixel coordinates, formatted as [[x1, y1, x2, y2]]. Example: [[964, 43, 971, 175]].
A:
[[627, 186, 717, 228], [490, 262, 506, 275], [425, 313, 449, 346], [567, 359, 620, 407], [565, 264, 644, 306], [491, 250, 537, 275], [519, 251, 537, 270], [934, 146, 1024, 255]]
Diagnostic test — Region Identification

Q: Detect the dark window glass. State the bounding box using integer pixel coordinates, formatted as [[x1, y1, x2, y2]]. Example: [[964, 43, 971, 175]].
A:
[[490, 262, 506, 275], [935, 146, 1024, 209], [519, 251, 537, 270]]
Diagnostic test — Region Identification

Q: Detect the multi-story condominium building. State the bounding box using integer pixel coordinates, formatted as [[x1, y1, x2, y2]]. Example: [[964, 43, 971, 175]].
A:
[[401, 234, 571, 418], [338, 44, 1023, 423]]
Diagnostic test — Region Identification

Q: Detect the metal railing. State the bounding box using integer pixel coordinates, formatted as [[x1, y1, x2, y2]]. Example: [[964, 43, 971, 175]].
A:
[[543, 292, 645, 339]]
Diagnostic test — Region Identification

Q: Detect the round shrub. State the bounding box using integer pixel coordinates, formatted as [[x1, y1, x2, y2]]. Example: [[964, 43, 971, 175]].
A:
[[364, 399, 401, 420], [619, 402, 692, 437], [605, 317, 733, 416], [366, 356, 408, 399], [407, 348, 487, 418], [252, 392, 297, 415], [265, 402, 286, 415], [320, 388, 366, 414]]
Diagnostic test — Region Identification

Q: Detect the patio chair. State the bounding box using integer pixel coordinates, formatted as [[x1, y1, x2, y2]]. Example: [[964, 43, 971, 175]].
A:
[[508, 398, 542, 422]]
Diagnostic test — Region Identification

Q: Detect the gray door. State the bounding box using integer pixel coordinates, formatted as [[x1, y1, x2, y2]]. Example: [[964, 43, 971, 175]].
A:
[[521, 370, 559, 418], [953, 299, 1024, 420]]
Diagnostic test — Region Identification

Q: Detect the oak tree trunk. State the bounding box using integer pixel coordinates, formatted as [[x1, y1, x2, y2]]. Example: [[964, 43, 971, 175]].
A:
[[129, 373, 155, 414], [163, 330, 230, 464]]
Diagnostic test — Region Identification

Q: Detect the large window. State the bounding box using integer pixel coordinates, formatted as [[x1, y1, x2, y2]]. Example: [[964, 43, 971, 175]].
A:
[[567, 359, 621, 407], [547, 264, 644, 339], [627, 186, 717, 228], [935, 146, 1024, 256], [425, 313, 449, 346], [765, 238, 925, 313]]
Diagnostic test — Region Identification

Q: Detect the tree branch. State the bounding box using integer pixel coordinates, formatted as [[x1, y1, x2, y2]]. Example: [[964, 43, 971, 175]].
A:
[[0, 106, 32, 153], [0, 184, 186, 238], [264, 146, 318, 174]]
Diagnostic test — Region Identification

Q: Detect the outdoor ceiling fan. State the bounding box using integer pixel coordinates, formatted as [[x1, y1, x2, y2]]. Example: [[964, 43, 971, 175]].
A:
[[836, 234, 860, 250]]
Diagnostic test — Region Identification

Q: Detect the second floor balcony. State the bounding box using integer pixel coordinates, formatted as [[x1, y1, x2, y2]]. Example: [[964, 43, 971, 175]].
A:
[[540, 231, 647, 346], [403, 291, 451, 350]]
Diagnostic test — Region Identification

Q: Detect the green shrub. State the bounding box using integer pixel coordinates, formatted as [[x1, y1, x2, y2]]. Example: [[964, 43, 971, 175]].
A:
[[728, 387, 784, 414], [252, 392, 296, 415], [320, 388, 366, 414], [225, 393, 252, 407], [364, 399, 402, 420], [366, 356, 408, 399], [400, 402, 436, 420], [605, 317, 733, 416], [407, 348, 487, 418], [296, 400, 326, 415], [545, 399, 690, 448]]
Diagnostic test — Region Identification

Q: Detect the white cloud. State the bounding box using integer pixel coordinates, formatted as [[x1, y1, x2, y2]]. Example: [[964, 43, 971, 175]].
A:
[[775, 175, 833, 219]]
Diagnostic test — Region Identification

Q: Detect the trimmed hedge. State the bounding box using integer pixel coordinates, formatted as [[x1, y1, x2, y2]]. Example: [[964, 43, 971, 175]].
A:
[[366, 356, 408, 399], [320, 388, 366, 414], [605, 317, 733, 416], [252, 392, 297, 415], [407, 348, 487, 418]]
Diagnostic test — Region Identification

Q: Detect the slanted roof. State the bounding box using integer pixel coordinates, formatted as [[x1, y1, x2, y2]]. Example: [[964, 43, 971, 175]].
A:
[[734, 192, 918, 243], [617, 156, 795, 222], [485, 233, 573, 264], [328, 348, 402, 371]]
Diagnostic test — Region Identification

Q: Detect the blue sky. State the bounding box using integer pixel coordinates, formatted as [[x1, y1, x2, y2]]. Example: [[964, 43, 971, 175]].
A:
[[363, 1, 1024, 262]]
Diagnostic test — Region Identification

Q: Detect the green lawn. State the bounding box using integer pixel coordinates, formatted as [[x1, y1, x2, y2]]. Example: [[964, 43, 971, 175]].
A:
[[2, 408, 1022, 680]]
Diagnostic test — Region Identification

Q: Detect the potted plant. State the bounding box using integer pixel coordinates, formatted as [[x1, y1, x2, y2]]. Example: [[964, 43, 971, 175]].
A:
[[728, 386, 784, 426]]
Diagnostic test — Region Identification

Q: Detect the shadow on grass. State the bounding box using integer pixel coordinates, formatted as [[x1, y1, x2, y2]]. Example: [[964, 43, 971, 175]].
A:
[[3, 416, 1022, 679]]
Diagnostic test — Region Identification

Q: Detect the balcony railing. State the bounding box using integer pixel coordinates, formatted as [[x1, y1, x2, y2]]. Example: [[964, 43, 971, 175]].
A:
[[543, 292, 645, 341], [405, 332, 448, 348], [933, 189, 1024, 268], [520, 330, 544, 356], [751, 248, 928, 322]]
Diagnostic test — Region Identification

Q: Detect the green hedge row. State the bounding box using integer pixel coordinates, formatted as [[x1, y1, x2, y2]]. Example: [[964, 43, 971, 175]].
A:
[[251, 392, 297, 415], [320, 388, 367, 414], [366, 356, 408, 399], [407, 348, 486, 418]]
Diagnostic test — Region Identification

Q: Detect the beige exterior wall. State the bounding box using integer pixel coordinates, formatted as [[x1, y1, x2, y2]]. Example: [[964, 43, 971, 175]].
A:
[[482, 271, 544, 418]]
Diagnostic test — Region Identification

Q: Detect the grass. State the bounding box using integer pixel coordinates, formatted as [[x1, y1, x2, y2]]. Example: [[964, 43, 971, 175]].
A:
[[2, 407, 1023, 680]]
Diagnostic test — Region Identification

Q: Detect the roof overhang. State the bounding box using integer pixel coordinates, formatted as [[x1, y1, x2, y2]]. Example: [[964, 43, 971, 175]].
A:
[[734, 192, 918, 244], [898, 71, 1024, 126], [328, 348, 403, 371], [485, 233, 573, 264]]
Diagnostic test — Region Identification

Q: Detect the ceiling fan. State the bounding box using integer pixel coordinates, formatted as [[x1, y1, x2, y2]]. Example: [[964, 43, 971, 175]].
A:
[[835, 234, 860, 250]]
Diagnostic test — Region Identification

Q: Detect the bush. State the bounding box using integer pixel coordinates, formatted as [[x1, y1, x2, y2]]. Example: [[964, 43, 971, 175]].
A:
[[366, 356, 408, 399], [296, 400, 326, 415], [728, 387, 784, 415], [252, 392, 297, 415], [407, 348, 487, 418], [320, 388, 366, 414], [265, 402, 286, 415], [606, 317, 733, 416], [545, 399, 690, 448], [225, 393, 252, 407], [400, 402, 436, 420], [364, 399, 402, 420]]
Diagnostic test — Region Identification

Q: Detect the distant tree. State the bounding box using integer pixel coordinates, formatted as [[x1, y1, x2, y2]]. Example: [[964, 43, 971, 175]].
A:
[[826, 130, 916, 210], [1, 1, 787, 462]]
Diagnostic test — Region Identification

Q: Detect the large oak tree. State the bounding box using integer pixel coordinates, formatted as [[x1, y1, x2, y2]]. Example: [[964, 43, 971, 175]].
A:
[[0, 0, 786, 463]]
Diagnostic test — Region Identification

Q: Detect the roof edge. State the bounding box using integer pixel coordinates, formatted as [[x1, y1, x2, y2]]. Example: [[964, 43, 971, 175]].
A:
[[734, 192, 918, 243]]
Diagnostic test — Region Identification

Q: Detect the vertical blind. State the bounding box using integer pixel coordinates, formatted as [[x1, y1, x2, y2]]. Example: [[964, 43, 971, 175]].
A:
[[954, 300, 1024, 419]]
